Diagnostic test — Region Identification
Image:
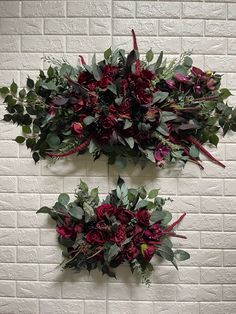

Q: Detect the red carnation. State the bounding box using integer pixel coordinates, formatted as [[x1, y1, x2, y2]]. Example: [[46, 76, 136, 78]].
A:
[[97, 204, 117, 220], [141, 69, 155, 81], [98, 76, 112, 89], [103, 65, 119, 76], [124, 243, 139, 261], [101, 114, 117, 129], [111, 224, 126, 246], [142, 245, 156, 261], [56, 225, 75, 239], [86, 229, 106, 245], [72, 122, 84, 137], [137, 90, 153, 104], [175, 72, 193, 85], [74, 223, 84, 233], [116, 208, 134, 224], [136, 209, 151, 226]]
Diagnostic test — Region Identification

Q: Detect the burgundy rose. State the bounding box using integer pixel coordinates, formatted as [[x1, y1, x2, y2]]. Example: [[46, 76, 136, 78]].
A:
[[142, 245, 156, 261], [56, 225, 75, 239], [116, 208, 134, 224], [136, 209, 151, 226], [154, 144, 171, 162], [191, 66, 205, 78], [144, 223, 162, 241], [87, 82, 97, 91], [74, 223, 84, 233], [175, 73, 193, 85], [145, 107, 159, 122], [137, 90, 153, 104], [166, 79, 177, 90], [98, 76, 112, 89], [72, 122, 84, 137], [141, 69, 155, 81], [99, 130, 113, 143], [49, 104, 57, 116], [103, 65, 119, 76], [101, 114, 117, 129], [111, 225, 126, 246], [97, 204, 117, 220], [123, 243, 139, 261], [118, 98, 133, 118], [78, 71, 93, 84], [86, 229, 106, 245]]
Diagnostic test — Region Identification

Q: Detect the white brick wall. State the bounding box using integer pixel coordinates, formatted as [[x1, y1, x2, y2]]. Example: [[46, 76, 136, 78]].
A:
[[0, 0, 236, 313]]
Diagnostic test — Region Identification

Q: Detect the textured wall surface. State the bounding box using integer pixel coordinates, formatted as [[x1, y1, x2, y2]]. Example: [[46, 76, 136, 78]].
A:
[[0, 0, 236, 313]]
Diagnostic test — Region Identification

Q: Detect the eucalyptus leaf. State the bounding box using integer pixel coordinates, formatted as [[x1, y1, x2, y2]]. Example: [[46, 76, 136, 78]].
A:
[[58, 193, 70, 205]]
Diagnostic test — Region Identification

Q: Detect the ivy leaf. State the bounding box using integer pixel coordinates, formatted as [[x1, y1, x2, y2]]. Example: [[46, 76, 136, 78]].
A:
[[146, 49, 154, 63], [104, 47, 112, 60], [58, 193, 70, 205], [79, 180, 88, 193], [148, 189, 159, 199], [209, 134, 219, 146], [155, 51, 163, 68], [219, 88, 232, 100], [32, 152, 40, 164], [47, 66, 54, 79], [107, 244, 120, 263], [10, 81, 17, 95], [22, 125, 31, 134], [27, 78, 34, 89], [0, 86, 9, 96], [158, 245, 174, 261], [124, 137, 134, 149], [19, 88, 26, 99], [69, 206, 84, 220], [153, 91, 169, 103], [150, 210, 166, 223], [15, 136, 25, 144], [174, 250, 190, 261], [101, 264, 116, 278]]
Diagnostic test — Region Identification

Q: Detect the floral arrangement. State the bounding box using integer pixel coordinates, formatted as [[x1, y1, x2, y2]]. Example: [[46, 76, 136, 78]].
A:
[[37, 178, 189, 285], [1, 30, 235, 168]]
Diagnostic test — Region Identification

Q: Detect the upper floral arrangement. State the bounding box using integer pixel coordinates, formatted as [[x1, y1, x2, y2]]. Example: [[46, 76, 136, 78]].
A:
[[1, 30, 235, 168]]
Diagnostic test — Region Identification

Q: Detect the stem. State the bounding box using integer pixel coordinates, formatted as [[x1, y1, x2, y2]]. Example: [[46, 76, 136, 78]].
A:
[[47, 138, 91, 158]]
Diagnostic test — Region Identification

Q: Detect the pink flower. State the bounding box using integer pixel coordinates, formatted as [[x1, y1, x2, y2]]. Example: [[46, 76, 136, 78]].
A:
[[175, 73, 193, 85], [142, 245, 156, 261], [191, 66, 205, 78], [154, 144, 171, 162]]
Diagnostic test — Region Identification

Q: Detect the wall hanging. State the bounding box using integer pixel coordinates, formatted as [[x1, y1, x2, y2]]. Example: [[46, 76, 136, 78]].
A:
[[37, 178, 189, 286], [1, 30, 235, 169]]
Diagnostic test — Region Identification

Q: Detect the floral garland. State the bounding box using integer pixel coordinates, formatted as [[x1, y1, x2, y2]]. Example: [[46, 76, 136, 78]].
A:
[[37, 178, 189, 285], [1, 30, 235, 168]]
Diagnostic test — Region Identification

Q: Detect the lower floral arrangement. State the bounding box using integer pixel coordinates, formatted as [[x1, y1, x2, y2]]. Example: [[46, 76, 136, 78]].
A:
[[37, 178, 190, 285]]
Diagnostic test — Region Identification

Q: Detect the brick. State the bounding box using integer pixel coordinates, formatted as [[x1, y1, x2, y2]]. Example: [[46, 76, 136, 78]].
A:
[[17, 229, 39, 245], [0, 193, 40, 211], [0, 281, 15, 297], [41, 158, 87, 176], [153, 266, 200, 284], [17, 246, 38, 263], [224, 250, 236, 266], [182, 37, 227, 55], [159, 19, 203, 36], [176, 284, 221, 301], [178, 179, 223, 196], [113, 19, 157, 36], [223, 285, 236, 301], [108, 301, 153, 314], [179, 249, 222, 267], [90, 18, 112, 35], [0, 35, 20, 52], [205, 56, 236, 72], [107, 283, 131, 300], [0, 141, 18, 157], [201, 267, 236, 284], [200, 303, 236, 314], [0, 53, 42, 70], [22, 35, 65, 52], [0, 158, 40, 176], [201, 232, 236, 249], [225, 179, 236, 195], [137, 2, 180, 18], [0, 176, 17, 193], [0, 212, 16, 227], [18, 176, 63, 193], [0, 247, 16, 263], [40, 299, 84, 314], [40, 229, 58, 246], [17, 281, 61, 298], [66, 36, 111, 53], [223, 215, 236, 231], [68, 0, 111, 17], [113, 1, 135, 18], [206, 21, 236, 37], [0, 263, 38, 280], [0, 298, 38, 314], [228, 4, 236, 20], [85, 301, 106, 314], [62, 282, 106, 299], [182, 3, 226, 19], [0, 18, 42, 35], [17, 211, 40, 228], [131, 284, 176, 301], [38, 246, 62, 263], [0, 1, 20, 17], [22, 1, 65, 17], [178, 214, 222, 231], [0, 70, 20, 86], [201, 197, 236, 213], [154, 302, 199, 314], [45, 18, 89, 35], [228, 38, 236, 54]]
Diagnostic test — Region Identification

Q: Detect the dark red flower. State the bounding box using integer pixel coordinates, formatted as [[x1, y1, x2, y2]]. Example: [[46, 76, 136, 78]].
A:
[[175, 73, 193, 85], [166, 79, 177, 90], [123, 242, 139, 261], [111, 224, 126, 246], [56, 225, 75, 239], [191, 66, 205, 78], [154, 144, 171, 162], [98, 76, 112, 89], [116, 208, 134, 224], [142, 245, 156, 261], [74, 223, 84, 233], [136, 209, 151, 226], [141, 69, 155, 81], [118, 98, 133, 118], [103, 65, 119, 76], [101, 114, 117, 129], [78, 71, 93, 84], [206, 78, 217, 91], [97, 204, 117, 220], [86, 229, 106, 245], [137, 90, 153, 104], [72, 122, 84, 137]]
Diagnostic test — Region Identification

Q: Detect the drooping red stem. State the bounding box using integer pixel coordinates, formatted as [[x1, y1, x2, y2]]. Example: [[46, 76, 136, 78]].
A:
[[79, 55, 86, 65], [131, 29, 138, 51], [47, 138, 91, 158], [186, 135, 225, 168], [131, 29, 141, 75], [165, 212, 186, 233]]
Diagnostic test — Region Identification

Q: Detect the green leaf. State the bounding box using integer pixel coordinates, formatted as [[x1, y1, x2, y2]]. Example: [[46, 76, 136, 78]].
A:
[[124, 137, 134, 149], [189, 145, 199, 158], [79, 180, 88, 193], [27, 78, 34, 89], [219, 88, 232, 100], [83, 116, 95, 125], [145, 149, 155, 163], [150, 211, 166, 223], [19, 88, 26, 99], [83, 202, 94, 218], [148, 189, 159, 199], [153, 91, 169, 103], [209, 134, 219, 146], [58, 193, 70, 205], [161, 211, 172, 225], [32, 152, 40, 164], [138, 185, 147, 199], [124, 119, 132, 130], [155, 51, 163, 68], [156, 123, 169, 136], [92, 54, 102, 81], [36, 206, 52, 214], [104, 47, 112, 60], [183, 56, 193, 68], [15, 136, 25, 144], [146, 49, 154, 63], [158, 245, 174, 261], [46, 133, 60, 147], [3, 114, 12, 122], [174, 250, 190, 261], [69, 206, 84, 220], [136, 199, 149, 209], [0, 86, 9, 96], [22, 125, 31, 134], [162, 111, 177, 122], [47, 66, 54, 79], [10, 81, 17, 95], [107, 244, 120, 263], [90, 187, 98, 199]]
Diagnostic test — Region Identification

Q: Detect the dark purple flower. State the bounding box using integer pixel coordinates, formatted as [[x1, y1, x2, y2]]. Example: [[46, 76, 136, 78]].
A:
[[154, 144, 171, 162]]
